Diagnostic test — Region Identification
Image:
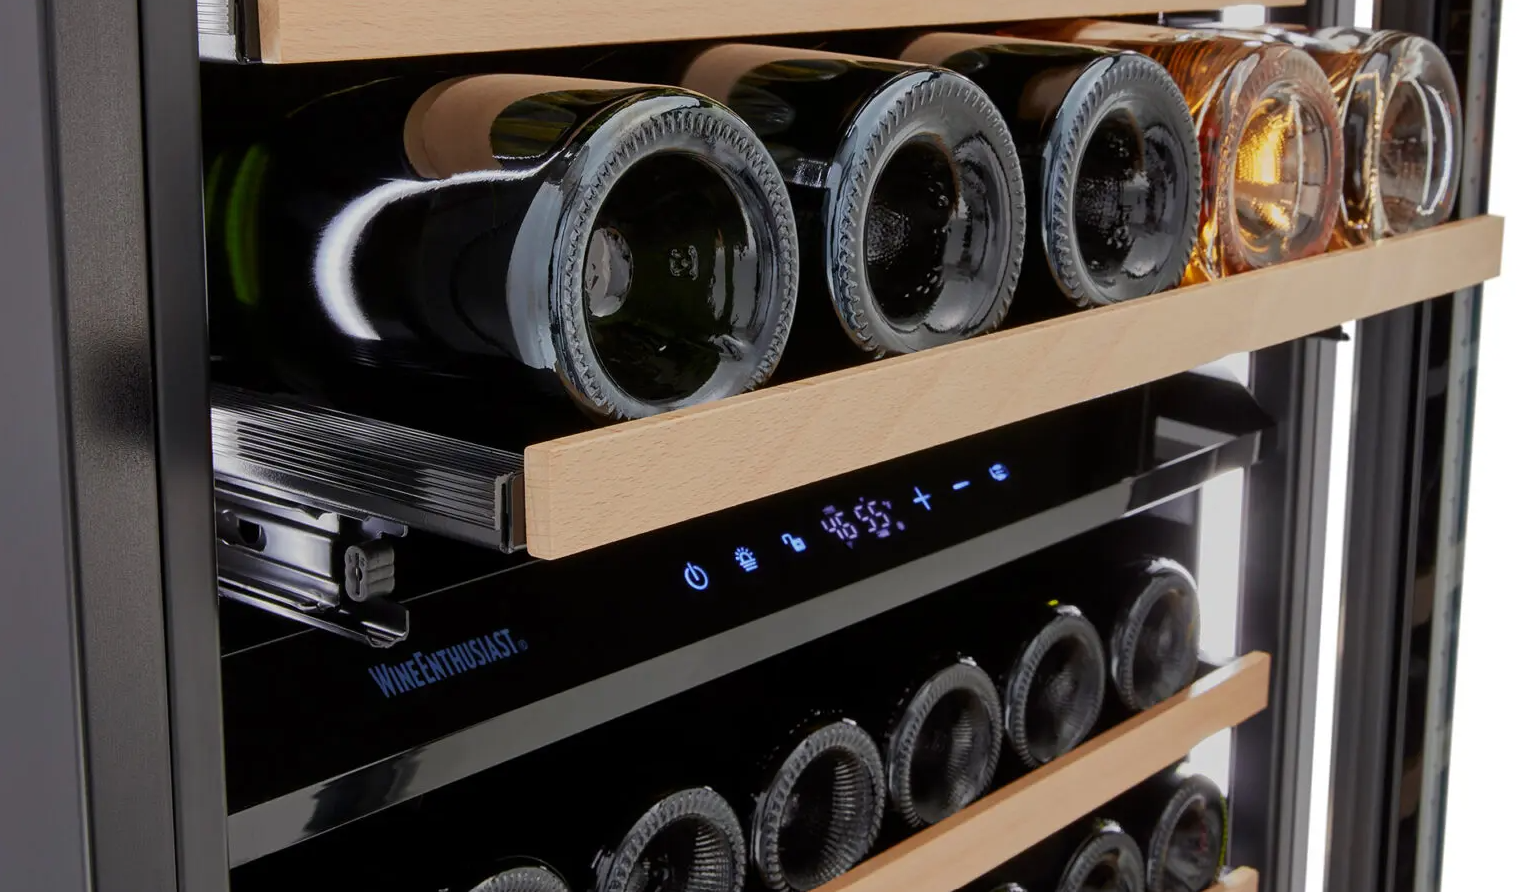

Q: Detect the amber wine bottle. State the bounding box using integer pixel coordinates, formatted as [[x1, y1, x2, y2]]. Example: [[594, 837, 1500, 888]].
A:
[[678, 45, 1025, 376], [1206, 25, 1462, 245], [204, 74, 799, 423], [898, 33, 1200, 319], [1003, 20, 1343, 281]]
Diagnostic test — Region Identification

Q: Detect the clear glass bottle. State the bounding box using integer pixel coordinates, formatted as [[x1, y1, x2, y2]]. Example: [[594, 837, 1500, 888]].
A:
[[747, 717, 886, 892], [679, 46, 1024, 377], [898, 34, 1201, 318], [1003, 20, 1344, 281], [1110, 765, 1228, 892], [1212, 25, 1462, 245], [203, 74, 799, 423]]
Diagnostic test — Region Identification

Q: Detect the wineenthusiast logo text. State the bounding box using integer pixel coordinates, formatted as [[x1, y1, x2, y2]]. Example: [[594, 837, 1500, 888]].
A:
[[367, 628, 526, 698]]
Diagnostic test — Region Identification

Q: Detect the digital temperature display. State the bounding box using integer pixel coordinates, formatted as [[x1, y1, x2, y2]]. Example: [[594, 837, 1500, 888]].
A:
[[820, 497, 906, 548]]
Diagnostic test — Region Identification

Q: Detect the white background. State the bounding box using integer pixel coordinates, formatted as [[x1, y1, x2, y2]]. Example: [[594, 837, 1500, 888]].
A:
[[1437, 0, 1526, 888], [1199, 5, 1526, 890]]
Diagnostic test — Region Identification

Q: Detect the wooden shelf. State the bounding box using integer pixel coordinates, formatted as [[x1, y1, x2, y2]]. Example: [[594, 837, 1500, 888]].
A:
[[522, 216, 1503, 559], [816, 654, 1271, 892], [249, 0, 1303, 63], [1209, 868, 1260, 892]]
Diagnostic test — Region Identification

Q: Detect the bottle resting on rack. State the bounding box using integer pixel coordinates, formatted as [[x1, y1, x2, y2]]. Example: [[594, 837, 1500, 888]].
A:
[[743, 715, 887, 892], [861, 655, 1004, 831], [678, 45, 1024, 378], [587, 787, 748, 892], [898, 33, 1201, 321], [965, 815, 1147, 892], [203, 74, 799, 423], [1069, 557, 1202, 717], [466, 860, 574, 892], [1110, 765, 1228, 892], [977, 597, 1109, 771], [1004, 20, 1343, 282], [1213, 25, 1462, 245]]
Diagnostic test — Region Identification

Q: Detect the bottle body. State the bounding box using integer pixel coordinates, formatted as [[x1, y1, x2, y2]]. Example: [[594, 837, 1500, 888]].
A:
[[1302, 28, 1462, 244], [1004, 20, 1343, 281], [899, 34, 1200, 320], [1110, 765, 1228, 892], [204, 74, 799, 424], [679, 45, 1025, 377], [980, 598, 1109, 770], [866, 655, 1004, 831], [1062, 557, 1202, 717], [466, 860, 574, 892], [589, 787, 749, 892], [746, 715, 887, 892], [963, 816, 1147, 892]]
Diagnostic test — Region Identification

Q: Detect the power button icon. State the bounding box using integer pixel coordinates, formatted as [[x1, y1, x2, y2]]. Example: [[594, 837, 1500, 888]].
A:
[[683, 562, 710, 591]]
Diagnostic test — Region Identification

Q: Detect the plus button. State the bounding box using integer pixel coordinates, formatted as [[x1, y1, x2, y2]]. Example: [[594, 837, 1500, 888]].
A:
[[913, 487, 932, 511]]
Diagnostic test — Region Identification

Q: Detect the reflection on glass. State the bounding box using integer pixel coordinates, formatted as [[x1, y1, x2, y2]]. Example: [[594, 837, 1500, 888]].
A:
[[1003, 20, 1343, 281], [900, 33, 1200, 311], [681, 46, 1024, 373], [1217, 26, 1463, 245], [205, 75, 799, 423]]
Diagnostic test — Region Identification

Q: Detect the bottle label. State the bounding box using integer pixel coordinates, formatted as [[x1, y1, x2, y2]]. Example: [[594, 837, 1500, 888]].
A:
[[403, 74, 633, 178]]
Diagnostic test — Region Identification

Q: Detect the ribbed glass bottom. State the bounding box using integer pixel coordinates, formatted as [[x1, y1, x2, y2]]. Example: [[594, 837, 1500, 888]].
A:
[[864, 138, 957, 325], [622, 816, 737, 892], [907, 687, 998, 822], [776, 749, 880, 889], [1161, 804, 1218, 892]]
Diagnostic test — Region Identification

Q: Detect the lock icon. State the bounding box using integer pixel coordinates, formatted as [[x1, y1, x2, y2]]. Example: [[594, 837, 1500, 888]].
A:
[[781, 533, 807, 553]]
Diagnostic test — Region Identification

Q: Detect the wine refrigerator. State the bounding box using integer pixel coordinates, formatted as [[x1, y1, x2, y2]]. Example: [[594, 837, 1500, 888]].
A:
[[0, 4, 1499, 892]]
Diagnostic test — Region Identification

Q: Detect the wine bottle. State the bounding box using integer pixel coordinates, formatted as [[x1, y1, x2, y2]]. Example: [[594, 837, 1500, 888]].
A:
[[745, 716, 887, 892], [897, 33, 1200, 320], [203, 74, 799, 425], [587, 787, 748, 892], [1207, 25, 1461, 245], [1070, 558, 1202, 715], [964, 816, 1146, 892], [1002, 20, 1343, 282], [982, 599, 1109, 770], [1109, 765, 1228, 892], [464, 860, 573, 892], [676, 45, 1025, 377], [870, 656, 1005, 830]]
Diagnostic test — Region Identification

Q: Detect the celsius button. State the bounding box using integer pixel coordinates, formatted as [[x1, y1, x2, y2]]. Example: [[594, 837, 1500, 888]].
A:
[[683, 562, 710, 591]]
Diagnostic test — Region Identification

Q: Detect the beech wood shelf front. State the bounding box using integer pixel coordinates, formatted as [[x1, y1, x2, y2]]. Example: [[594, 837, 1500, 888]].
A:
[[523, 215, 1503, 559], [1209, 868, 1260, 892], [816, 654, 1271, 892], [253, 0, 1303, 62]]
